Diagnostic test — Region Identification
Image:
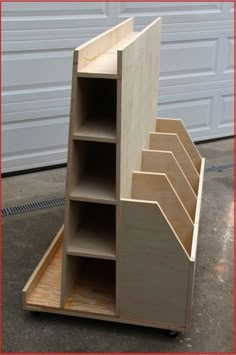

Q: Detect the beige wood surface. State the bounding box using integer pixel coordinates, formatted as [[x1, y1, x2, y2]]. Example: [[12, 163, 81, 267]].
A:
[[132, 172, 194, 256], [77, 17, 134, 72], [119, 17, 162, 198], [26, 244, 63, 308], [64, 258, 116, 315], [156, 118, 202, 172], [78, 32, 139, 79], [119, 199, 190, 326], [66, 203, 116, 260], [23, 227, 186, 331], [73, 116, 116, 143], [142, 149, 197, 221], [70, 178, 116, 204], [23, 225, 63, 305], [149, 132, 199, 193]]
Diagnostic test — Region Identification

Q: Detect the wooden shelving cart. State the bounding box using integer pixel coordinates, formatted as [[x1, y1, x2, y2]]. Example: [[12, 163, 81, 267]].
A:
[[23, 17, 205, 333]]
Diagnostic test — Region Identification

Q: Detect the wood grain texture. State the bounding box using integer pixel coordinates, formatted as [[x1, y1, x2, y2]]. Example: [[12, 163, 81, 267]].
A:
[[77, 18, 134, 71], [132, 172, 194, 256], [119, 17, 162, 199], [149, 132, 199, 193], [26, 243, 63, 308], [156, 118, 202, 172], [142, 149, 197, 221], [78, 32, 139, 79], [61, 47, 80, 306], [119, 199, 190, 326], [64, 258, 116, 315], [23, 225, 63, 306]]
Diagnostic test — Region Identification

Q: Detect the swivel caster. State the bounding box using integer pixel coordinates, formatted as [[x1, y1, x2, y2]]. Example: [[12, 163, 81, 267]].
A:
[[168, 330, 179, 337]]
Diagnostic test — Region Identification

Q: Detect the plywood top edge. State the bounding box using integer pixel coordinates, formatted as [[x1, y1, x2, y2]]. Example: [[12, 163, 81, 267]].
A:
[[75, 17, 134, 52], [156, 117, 182, 123], [117, 17, 162, 53]]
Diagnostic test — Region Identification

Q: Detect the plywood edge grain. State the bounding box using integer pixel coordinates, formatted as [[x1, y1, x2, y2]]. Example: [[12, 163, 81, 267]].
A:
[[22, 225, 64, 307], [77, 17, 134, 71], [24, 303, 186, 332], [191, 157, 205, 260], [149, 132, 199, 193], [121, 197, 191, 261], [156, 117, 202, 172]]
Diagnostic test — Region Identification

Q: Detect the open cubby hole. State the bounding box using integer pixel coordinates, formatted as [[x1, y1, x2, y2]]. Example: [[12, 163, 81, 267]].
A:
[[70, 140, 116, 203], [64, 256, 116, 316], [74, 78, 117, 142], [66, 201, 116, 259]]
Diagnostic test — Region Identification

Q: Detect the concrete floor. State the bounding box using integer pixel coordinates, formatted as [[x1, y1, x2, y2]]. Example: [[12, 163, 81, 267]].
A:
[[2, 138, 233, 352]]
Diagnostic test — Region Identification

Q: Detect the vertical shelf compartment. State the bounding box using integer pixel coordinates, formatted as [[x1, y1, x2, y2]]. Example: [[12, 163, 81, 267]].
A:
[[64, 256, 116, 316], [73, 78, 117, 143], [66, 201, 116, 260], [69, 141, 116, 204]]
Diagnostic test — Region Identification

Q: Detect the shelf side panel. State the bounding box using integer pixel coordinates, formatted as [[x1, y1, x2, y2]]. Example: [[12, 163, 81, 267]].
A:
[[156, 118, 202, 172], [149, 132, 199, 193], [119, 199, 190, 326], [132, 172, 194, 256], [77, 18, 134, 71], [142, 149, 197, 221], [118, 17, 162, 199]]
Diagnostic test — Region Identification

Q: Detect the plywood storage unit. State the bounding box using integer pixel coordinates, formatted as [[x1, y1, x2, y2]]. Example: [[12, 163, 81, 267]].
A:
[[23, 17, 205, 332]]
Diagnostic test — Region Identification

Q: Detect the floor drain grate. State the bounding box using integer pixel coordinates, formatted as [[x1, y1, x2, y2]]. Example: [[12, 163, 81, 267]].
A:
[[1, 196, 65, 217]]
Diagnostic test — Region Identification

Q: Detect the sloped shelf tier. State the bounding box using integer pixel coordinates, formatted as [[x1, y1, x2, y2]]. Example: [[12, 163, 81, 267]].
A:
[[64, 256, 116, 315], [73, 115, 116, 143], [66, 202, 116, 260], [70, 141, 116, 204], [77, 32, 139, 79]]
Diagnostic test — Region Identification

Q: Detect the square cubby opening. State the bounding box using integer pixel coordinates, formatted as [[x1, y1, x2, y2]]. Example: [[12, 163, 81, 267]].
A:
[[74, 78, 117, 142], [70, 140, 116, 203], [67, 201, 116, 259]]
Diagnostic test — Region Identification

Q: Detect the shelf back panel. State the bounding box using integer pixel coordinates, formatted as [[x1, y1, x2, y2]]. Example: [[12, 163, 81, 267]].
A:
[[118, 17, 162, 199]]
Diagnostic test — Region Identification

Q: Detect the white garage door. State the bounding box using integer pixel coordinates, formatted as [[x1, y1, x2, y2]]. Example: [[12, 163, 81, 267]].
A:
[[2, 2, 233, 173]]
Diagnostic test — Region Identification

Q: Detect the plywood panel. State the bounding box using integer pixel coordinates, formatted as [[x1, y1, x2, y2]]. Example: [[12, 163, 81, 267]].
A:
[[149, 132, 199, 193], [77, 18, 134, 71], [132, 172, 194, 255], [156, 118, 202, 172], [119, 199, 190, 326], [119, 17, 162, 198], [142, 149, 197, 221]]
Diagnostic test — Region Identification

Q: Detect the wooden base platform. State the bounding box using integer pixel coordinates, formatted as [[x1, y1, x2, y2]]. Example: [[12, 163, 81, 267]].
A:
[[23, 225, 187, 332]]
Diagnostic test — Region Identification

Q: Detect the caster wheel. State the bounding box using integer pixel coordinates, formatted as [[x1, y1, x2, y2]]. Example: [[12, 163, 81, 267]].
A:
[[168, 330, 179, 337]]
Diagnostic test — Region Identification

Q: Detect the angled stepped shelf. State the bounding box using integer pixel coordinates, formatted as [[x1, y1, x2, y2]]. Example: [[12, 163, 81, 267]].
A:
[[23, 17, 205, 332]]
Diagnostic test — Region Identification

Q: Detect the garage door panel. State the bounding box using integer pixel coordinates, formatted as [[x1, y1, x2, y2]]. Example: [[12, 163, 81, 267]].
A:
[[2, 3, 233, 173], [2, 2, 113, 31], [158, 87, 233, 141], [2, 117, 69, 173], [2, 52, 72, 89], [219, 95, 233, 129], [116, 2, 232, 25], [3, 97, 70, 123]]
